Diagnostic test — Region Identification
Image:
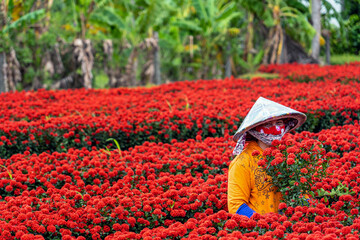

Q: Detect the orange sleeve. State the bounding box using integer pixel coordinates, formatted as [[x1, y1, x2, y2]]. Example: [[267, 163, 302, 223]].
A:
[[227, 153, 252, 214]]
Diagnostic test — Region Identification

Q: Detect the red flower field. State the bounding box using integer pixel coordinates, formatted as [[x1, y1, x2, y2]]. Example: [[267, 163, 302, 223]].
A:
[[0, 63, 360, 239]]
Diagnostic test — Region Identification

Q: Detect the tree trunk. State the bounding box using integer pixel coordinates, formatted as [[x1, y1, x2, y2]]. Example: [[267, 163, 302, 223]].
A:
[[0, 0, 6, 28], [0, 52, 8, 93], [7, 48, 21, 91], [324, 30, 331, 65], [103, 39, 115, 87], [225, 43, 231, 78], [32, 76, 43, 90], [245, 13, 254, 62], [53, 43, 64, 74], [125, 48, 138, 87], [279, 30, 288, 64], [311, 0, 321, 61], [73, 39, 93, 89], [139, 36, 159, 86], [153, 32, 161, 85], [282, 34, 318, 64], [51, 74, 75, 89]]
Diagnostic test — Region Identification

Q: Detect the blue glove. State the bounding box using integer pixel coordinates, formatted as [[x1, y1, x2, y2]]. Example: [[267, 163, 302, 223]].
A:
[[236, 203, 255, 218]]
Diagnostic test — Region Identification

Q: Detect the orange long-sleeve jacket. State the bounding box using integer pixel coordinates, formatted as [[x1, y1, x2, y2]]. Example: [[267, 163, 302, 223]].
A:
[[228, 141, 282, 215]]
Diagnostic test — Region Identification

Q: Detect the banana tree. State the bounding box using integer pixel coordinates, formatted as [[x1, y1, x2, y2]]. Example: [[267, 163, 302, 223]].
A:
[[173, 0, 242, 79], [51, 0, 129, 89], [261, 0, 317, 64], [90, 0, 175, 86], [1, 0, 47, 91]]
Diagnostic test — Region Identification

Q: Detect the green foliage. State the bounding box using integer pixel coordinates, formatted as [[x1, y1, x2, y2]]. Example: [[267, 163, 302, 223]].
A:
[[285, 15, 316, 51], [345, 15, 360, 54], [330, 0, 360, 55], [328, 54, 360, 65], [90, 7, 126, 31], [315, 182, 355, 204], [1, 0, 349, 89], [341, 0, 360, 19], [238, 72, 279, 80], [93, 70, 109, 88], [237, 50, 264, 73], [2, 9, 46, 34]]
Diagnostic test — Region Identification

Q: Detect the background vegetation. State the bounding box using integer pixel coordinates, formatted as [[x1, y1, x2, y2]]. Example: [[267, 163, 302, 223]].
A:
[[0, 0, 359, 90]]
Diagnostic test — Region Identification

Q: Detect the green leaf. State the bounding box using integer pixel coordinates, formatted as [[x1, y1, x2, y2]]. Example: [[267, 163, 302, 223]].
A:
[[192, 0, 208, 22], [208, 0, 216, 24], [172, 57, 182, 66], [284, 0, 307, 13], [262, 9, 275, 28], [95, 0, 112, 9], [107, 138, 122, 156], [172, 20, 202, 32], [3, 9, 46, 33], [297, 15, 316, 38], [216, 12, 242, 29], [253, 49, 264, 66], [90, 7, 125, 31], [237, 58, 250, 70], [216, 2, 237, 22]]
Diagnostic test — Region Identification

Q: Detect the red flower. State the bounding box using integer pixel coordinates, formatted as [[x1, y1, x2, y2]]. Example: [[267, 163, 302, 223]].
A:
[[258, 159, 266, 167], [127, 217, 136, 227], [272, 140, 280, 146], [225, 219, 237, 230], [257, 219, 269, 229], [300, 153, 310, 160], [273, 228, 284, 238], [278, 202, 287, 210], [252, 150, 260, 156], [5, 185, 13, 192], [300, 177, 307, 183], [143, 205, 152, 212], [113, 223, 121, 231], [286, 158, 295, 165]]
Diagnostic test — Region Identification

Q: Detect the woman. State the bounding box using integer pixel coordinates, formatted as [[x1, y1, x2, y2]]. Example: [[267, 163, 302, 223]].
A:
[[227, 97, 306, 217]]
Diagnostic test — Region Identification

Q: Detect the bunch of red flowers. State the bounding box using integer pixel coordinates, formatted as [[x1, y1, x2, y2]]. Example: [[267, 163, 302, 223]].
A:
[[261, 135, 331, 207]]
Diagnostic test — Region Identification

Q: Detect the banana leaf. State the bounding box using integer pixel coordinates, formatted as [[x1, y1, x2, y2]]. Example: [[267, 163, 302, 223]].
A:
[[2, 9, 46, 33]]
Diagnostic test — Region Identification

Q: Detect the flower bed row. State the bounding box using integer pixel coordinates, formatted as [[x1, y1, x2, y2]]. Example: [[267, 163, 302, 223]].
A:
[[1, 74, 360, 158], [259, 62, 360, 83], [1, 121, 360, 239]]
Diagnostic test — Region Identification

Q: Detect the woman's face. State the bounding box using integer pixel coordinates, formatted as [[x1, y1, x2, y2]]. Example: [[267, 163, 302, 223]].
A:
[[261, 119, 285, 129], [255, 119, 285, 135]]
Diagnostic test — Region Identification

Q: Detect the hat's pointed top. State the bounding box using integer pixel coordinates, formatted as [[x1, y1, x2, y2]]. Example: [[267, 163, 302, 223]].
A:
[[233, 97, 306, 142]]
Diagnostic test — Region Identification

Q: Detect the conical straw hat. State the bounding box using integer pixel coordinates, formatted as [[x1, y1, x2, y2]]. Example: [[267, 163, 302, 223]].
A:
[[233, 97, 307, 142]]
